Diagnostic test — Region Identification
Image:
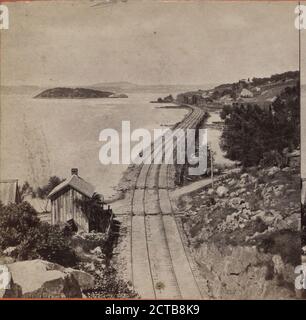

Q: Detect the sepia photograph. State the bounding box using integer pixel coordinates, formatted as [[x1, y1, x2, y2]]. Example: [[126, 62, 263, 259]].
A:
[[0, 0, 305, 301]]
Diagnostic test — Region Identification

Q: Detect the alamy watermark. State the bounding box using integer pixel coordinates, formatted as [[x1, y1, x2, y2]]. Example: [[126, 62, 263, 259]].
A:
[[295, 5, 306, 30], [0, 265, 11, 290], [99, 121, 208, 175], [0, 5, 9, 30], [295, 264, 306, 290]]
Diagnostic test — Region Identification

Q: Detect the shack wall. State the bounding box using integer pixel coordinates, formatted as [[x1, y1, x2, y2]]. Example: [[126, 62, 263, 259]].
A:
[[51, 187, 89, 232]]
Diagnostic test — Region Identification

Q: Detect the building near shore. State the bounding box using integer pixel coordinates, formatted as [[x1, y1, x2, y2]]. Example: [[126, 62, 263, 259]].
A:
[[48, 168, 112, 232], [176, 91, 204, 105], [219, 94, 233, 106], [240, 88, 254, 98]]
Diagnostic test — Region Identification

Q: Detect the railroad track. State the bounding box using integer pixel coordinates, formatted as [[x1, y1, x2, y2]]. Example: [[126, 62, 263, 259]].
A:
[[130, 105, 206, 299]]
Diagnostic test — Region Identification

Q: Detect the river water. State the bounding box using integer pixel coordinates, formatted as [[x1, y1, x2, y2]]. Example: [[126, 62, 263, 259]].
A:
[[3, 86, 301, 199], [0, 90, 188, 199]]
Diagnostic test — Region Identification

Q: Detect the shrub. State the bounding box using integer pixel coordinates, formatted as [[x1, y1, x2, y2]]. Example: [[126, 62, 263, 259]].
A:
[[75, 193, 112, 232], [0, 201, 76, 267], [20, 225, 77, 266], [83, 267, 138, 298], [0, 202, 40, 249], [259, 150, 286, 168], [71, 232, 108, 252]]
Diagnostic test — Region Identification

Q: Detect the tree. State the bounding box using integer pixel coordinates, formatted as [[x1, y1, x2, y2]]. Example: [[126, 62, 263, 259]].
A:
[[36, 176, 64, 199], [18, 181, 34, 201], [75, 193, 111, 232], [220, 85, 299, 167]]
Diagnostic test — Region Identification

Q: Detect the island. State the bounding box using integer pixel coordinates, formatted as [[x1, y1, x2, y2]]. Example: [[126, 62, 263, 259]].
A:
[[34, 87, 128, 99]]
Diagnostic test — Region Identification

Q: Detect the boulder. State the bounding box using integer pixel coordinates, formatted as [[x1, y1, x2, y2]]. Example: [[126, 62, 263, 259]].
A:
[[227, 179, 236, 187], [83, 262, 96, 272], [2, 260, 95, 298], [195, 244, 295, 299], [229, 197, 244, 209], [241, 173, 249, 179], [3, 247, 17, 257], [267, 166, 280, 177], [207, 188, 215, 196], [0, 256, 15, 265], [237, 187, 247, 195], [283, 213, 300, 231], [216, 186, 229, 198], [65, 268, 95, 291], [0, 283, 22, 298], [90, 246, 103, 256]]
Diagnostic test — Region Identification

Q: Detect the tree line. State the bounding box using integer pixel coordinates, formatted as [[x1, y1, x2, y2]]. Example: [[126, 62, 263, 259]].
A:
[[220, 85, 300, 167]]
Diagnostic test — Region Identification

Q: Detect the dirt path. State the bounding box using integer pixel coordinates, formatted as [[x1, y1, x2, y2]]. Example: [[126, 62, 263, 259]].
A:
[[171, 178, 212, 199]]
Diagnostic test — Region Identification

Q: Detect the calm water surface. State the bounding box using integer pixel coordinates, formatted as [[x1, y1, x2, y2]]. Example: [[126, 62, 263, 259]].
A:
[[0, 91, 187, 199]]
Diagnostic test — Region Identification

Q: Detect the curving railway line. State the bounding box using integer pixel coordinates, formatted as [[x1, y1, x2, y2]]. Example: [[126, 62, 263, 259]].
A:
[[130, 105, 206, 299]]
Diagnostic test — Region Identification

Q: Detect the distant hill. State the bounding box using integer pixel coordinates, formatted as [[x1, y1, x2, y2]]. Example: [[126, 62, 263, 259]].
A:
[[1, 82, 215, 97], [34, 87, 114, 99], [177, 70, 299, 109], [88, 82, 213, 94]]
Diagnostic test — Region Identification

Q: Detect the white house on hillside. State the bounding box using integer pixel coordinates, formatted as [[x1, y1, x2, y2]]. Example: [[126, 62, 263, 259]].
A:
[[240, 88, 254, 98]]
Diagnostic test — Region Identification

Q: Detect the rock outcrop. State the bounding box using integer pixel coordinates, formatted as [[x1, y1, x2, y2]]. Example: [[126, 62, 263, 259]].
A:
[[194, 244, 296, 299], [178, 165, 300, 299], [1, 260, 95, 298]]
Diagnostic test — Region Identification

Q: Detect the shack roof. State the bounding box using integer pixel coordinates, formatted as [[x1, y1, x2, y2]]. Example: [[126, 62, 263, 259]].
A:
[[48, 174, 95, 199]]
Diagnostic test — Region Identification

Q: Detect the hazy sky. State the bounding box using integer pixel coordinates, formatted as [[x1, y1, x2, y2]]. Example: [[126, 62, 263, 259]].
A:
[[0, 0, 301, 86]]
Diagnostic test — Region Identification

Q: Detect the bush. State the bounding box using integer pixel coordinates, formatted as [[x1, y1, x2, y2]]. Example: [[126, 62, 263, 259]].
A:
[[75, 193, 112, 232], [259, 150, 286, 168], [0, 201, 76, 267], [0, 202, 40, 249], [83, 267, 138, 298], [71, 232, 108, 252]]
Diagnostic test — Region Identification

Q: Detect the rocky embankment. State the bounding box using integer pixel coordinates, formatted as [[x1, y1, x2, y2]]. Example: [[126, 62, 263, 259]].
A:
[[177, 165, 301, 299]]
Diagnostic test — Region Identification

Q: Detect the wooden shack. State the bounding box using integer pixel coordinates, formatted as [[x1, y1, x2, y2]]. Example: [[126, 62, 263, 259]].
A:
[[48, 168, 98, 232]]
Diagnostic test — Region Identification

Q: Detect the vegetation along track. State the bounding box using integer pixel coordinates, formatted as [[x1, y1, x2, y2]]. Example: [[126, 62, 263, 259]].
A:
[[130, 105, 206, 299]]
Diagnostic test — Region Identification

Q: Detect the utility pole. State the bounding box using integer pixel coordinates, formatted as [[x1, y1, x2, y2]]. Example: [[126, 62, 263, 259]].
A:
[[210, 144, 214, 189]]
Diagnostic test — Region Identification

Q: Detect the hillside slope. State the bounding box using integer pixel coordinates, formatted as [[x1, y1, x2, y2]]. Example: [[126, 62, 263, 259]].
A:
[[177, 165, 300, 299]]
